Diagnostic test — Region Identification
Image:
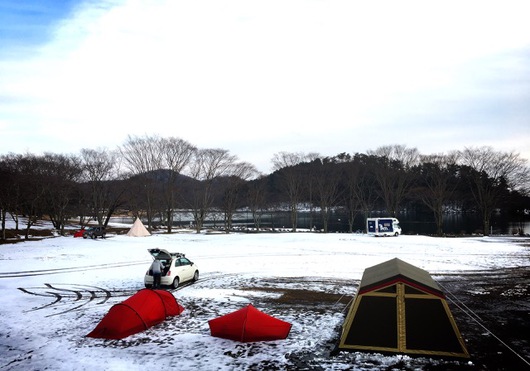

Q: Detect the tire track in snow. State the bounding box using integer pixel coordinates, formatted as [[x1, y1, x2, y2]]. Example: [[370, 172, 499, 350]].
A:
[[19, 283, 116, 316], [0, 261, 149, 278]]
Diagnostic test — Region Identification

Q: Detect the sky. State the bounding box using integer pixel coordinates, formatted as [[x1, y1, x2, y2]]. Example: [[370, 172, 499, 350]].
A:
[[1, 0, 529, 173]]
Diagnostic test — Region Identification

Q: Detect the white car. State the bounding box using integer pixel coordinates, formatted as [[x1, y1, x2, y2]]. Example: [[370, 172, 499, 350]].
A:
[[144, 249, 199, 289]]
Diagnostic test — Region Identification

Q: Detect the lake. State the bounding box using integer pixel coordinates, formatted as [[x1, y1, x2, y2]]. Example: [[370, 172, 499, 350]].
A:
[[113, 209, 530, 236]]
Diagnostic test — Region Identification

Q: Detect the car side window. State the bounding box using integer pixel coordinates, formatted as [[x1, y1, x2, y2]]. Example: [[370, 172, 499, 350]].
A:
[[180, 258, 190, 266]]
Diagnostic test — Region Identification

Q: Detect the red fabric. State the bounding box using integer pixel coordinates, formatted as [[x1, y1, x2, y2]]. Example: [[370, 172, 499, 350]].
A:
[[208, 304, 291, 342], [86, 289, 184, 339], [73, 230, 84, 237]]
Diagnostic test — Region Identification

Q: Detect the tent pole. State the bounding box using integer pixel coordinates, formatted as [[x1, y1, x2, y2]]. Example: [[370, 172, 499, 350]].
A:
[[397, 283, 406, 352]]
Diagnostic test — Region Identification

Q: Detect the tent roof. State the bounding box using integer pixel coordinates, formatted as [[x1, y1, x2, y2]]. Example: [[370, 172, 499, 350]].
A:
[[359, 258, 442, 296], [127, 218, 151, 237], [86, 289, 183, 339], [208, 304, 292, 342]]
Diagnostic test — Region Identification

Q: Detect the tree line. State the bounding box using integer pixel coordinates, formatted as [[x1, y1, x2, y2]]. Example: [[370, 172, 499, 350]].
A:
[[1, 135, 529, 239]]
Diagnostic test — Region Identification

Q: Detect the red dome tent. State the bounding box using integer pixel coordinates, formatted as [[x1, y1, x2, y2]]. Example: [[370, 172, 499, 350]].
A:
[[87, 289, 184, 339], [208, 304, 292, 342]]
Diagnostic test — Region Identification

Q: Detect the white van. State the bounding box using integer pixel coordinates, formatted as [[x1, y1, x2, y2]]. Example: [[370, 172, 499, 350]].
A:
[[366, 218, 402, 237]]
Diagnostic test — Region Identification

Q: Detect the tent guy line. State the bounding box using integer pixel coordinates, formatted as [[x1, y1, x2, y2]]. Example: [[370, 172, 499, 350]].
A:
[[438, 281, 530, 367]]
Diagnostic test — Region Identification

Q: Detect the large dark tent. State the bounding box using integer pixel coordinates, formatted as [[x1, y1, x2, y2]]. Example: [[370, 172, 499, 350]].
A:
[[338, 258, 469, 358], [87, 289, 184, 339], [208, 304, 292, 342]]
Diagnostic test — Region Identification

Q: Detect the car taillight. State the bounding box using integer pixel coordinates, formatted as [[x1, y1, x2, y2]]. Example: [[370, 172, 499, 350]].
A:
[[166, 271, 171, 276]]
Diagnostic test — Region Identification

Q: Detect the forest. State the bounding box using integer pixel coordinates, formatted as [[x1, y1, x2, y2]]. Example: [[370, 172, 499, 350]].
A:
[[1, 135, 529, 240]]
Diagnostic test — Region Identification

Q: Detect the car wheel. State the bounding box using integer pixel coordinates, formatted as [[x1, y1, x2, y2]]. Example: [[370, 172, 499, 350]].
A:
[[91, 234, 96, 239], [172, 277, 179, 289], [83, 235, 87, 239], [193, 270, 199, 282]]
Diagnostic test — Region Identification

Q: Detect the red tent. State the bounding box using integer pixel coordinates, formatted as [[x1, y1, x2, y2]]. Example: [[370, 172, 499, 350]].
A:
[[86, 289, 184, 339], [208, 304, 292, 342]]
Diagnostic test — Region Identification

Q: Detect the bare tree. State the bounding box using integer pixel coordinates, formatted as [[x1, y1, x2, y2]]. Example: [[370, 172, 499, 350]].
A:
[[42, 153, 83, 235], [247, 175, 269, 231], [368, 145, 419, 216], [314, 159, 343, 233], [0, 154, 20, 240], [187, 148, 238, 233], [271, 152, 314, 231], [1, 153, 83, 237], [343, 154, 378, 233], [415, 152, 460, 236], [120, 135, 164, 229], [302, 153, 321, 232], [6, 154, 73, 239], [159, 137, 196, 232], [459, 146, 529, 235], [18, 155, 45, 238], [220, 162, 258, 232], [80, 148, 125, 227]]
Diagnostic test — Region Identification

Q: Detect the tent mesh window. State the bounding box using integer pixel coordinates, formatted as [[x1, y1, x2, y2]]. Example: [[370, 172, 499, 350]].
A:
[[344, 296, 398, 348], [404, 285, 429, 295], [405, 298, 465, 353], [377, 285, 396, 294]]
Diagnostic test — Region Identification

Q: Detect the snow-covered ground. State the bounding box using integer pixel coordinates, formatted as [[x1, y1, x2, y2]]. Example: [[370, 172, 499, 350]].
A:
[[1, 221, 529, 370]]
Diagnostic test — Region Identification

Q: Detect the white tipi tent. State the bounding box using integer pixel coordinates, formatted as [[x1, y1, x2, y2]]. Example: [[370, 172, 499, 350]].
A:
[[127, 218, 151, 237]]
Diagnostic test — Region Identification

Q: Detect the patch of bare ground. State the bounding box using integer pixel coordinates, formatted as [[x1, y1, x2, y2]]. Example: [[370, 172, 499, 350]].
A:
[[242, 286, 352, 306], [0, 227, 130, 245], [437, 266, 530, 370], [237, 272, 530, 370], [0, 229, 54, 244]]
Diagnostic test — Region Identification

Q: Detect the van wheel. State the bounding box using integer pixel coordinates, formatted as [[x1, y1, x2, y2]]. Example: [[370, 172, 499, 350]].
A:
[[193, 271, 199, 282], [172, 277, 179, 289]]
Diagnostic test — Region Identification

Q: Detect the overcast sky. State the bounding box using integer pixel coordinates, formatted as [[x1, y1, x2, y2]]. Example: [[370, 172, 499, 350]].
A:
[[1, 0, 529, 173]]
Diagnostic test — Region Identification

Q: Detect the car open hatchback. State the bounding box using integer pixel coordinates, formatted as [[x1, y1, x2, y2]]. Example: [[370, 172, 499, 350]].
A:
[[144, 248, 199, 289]]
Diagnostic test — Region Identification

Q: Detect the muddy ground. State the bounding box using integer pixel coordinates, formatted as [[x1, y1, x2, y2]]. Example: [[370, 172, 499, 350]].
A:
[[225, 267, 530, 370], [435, 267, 530, 370]]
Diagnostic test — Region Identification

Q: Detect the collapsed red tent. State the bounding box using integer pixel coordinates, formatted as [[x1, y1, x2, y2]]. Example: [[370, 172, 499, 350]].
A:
[[208, 304, 292, 342], [86, 289, 184, 339]]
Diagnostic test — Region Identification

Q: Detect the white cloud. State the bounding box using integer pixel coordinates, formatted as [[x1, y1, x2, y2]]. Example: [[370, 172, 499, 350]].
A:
[[1, 0, 530, 171]]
